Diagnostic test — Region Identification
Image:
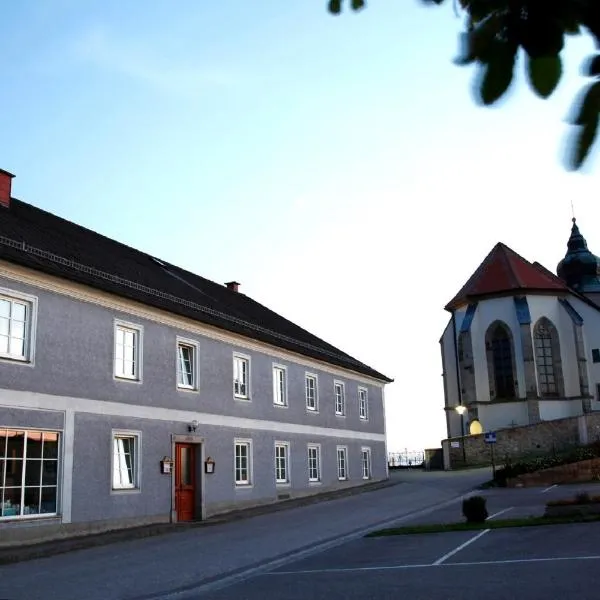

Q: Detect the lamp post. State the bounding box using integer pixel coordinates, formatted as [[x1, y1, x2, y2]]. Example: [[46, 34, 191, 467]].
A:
[[455, 405, 467, 464]]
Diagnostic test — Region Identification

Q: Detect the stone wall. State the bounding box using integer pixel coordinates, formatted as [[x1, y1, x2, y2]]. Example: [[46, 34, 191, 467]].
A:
[[506, 457, 600, 487], [443, 412, 600, 470]]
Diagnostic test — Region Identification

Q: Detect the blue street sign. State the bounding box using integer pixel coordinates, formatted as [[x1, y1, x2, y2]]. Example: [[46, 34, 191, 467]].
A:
[[484, 431, 497, 444]]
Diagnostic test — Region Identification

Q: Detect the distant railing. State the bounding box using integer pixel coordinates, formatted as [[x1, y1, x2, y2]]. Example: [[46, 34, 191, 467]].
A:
[[388, 450, 425, 468]]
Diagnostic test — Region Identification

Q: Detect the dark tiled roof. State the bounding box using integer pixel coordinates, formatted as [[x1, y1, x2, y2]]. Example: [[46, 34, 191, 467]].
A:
[[445, 242, 568, 311], [0, 198, 392, 382]]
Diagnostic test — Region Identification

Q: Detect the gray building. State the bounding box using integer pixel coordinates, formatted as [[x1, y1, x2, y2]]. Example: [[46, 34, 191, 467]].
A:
[[0, 169, 392, 541]]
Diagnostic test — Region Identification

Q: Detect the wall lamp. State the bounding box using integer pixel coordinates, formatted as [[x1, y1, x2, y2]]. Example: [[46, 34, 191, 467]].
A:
[[188, 419, 199, 433]]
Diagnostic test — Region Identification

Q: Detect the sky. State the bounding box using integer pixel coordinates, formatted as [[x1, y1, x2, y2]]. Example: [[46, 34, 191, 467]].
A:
[[1, 1, 599, 452]]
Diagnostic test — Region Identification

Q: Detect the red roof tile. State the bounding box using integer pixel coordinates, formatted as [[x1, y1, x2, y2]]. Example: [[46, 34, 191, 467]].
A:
[[445, 243, 568, 311]]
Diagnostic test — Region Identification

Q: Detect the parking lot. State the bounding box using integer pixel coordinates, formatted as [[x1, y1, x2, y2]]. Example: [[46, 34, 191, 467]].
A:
[[203, 483, 600, 600]]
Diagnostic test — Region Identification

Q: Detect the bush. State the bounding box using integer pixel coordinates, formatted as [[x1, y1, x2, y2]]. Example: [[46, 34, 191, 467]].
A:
[[462, 495, 488, 523]]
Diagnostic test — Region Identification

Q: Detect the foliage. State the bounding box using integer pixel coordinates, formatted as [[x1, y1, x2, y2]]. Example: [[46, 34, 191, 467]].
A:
[[462, 495, 489, 522], [327, 1, 600, 170], [494, 441, 600, 485], [547, 491, 600, 506]]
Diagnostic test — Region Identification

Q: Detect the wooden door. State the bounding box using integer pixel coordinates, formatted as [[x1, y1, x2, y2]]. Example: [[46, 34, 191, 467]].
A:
[[175, 443, 196, 521]]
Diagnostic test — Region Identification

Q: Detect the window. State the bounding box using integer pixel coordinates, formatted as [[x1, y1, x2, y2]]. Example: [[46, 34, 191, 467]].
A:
[[0, 429, 59, 519], [593, 349, 600, 364], [337, 446, 348, 480], [112, 432, 140, 490], [334, 382, 345, 416], [306, 374, 318, 411], [233, 355, 249, 399], [486, 322, 515, 399], [114, 323, 141, 380], [0, 293, 35, 362], [275, 442, 289, 484], [358, 387, 368, 420], [534, 318, 563, 398], [361, 447, 372, 480], [177, 339, 198, 390], [273, 365, 287, 406], [235, 440, 252, 485], [307, 444, 321, 482]]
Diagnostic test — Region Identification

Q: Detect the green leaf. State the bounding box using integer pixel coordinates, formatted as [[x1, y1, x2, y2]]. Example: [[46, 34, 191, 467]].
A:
[[570, 81, 600, 125], [569, 117, 599, 170], [478, 43, 517, 105], [527, 56, 563, 98], [350, 0, 365, 10], [328, 0, 342, 14]]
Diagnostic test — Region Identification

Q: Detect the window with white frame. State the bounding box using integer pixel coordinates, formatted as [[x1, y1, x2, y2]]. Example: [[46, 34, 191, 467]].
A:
[[275, 442, 289, 484], [361, 447, 372, 480], [0, 294, 34, 362], [337, 446, 348, 481], [177, 340, 198, 390], [0, 429, 59, 519], [235, 440, 252, 485], [273, 365, 287, 406], [358, 387, 368, 420], [112, 432, 140, 490], [334, 382, 345, 416], [114, 323, 141, 380], [233, 355, 249, 399], [307, 444, 321, 482], [305, 374, 318, 411]]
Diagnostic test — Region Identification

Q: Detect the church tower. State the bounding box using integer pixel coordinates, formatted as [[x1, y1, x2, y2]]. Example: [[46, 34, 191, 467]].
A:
[[557, 218, 600, 306]]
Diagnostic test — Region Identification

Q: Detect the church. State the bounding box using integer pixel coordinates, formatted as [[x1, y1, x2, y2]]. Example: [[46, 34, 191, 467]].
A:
[[440, 219, 600, 441]]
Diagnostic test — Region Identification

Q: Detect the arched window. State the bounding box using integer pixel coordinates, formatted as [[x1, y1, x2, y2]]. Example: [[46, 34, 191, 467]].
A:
[[486, 322, 515, 399], [534, 318, 563, 397]]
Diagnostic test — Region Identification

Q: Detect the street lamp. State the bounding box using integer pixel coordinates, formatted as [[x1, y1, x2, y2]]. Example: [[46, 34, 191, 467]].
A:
[[455, 405, 467, 463]]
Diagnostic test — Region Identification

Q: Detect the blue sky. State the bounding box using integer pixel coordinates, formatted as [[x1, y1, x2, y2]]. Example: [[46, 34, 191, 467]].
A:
[[1, 1, 599, 450]]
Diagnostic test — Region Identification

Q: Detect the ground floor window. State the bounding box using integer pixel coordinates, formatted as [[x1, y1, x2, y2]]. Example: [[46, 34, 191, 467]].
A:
[[275, 442, 289, 484], [337, 446, 348, 480], [0, 428, 60, 519], [361, 447, 372, 480], [235, 440, 252, 485], [308, 444, 321, 482], [112, 432, 140, 490]]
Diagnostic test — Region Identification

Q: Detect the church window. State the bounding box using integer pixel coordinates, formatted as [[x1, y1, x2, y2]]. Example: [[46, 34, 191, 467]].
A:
[[534, 318, 562, 397]]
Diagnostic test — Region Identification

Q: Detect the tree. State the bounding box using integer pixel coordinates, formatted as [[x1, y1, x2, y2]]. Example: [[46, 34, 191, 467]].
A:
[[328, 0, 600, 170]]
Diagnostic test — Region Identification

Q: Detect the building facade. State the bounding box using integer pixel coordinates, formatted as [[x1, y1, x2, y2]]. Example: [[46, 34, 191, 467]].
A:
[[440, 220, 600, 441], [0, 169, 392, 540]]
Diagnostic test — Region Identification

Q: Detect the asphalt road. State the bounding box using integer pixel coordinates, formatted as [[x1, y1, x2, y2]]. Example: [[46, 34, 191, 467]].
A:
[[6, 469, 600, 600]]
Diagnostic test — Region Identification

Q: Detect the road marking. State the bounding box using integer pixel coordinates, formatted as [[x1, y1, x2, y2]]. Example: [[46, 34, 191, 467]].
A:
[[432, 529, 490, 565], [487, 507, 513, 520], [541, 484, 558, 494], [268, 554, 600, 576]]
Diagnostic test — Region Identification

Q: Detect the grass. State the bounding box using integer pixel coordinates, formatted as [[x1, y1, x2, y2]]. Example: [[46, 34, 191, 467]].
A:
[[366, 514, 600, 537]]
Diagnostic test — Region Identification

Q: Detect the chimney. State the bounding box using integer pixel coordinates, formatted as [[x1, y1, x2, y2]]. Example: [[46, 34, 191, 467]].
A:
[[225, 281, 240, 293], [0, 169, 15, 209]]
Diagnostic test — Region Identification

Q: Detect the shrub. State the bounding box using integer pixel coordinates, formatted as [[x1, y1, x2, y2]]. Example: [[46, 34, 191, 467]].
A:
[[462, 495, 488, 523]]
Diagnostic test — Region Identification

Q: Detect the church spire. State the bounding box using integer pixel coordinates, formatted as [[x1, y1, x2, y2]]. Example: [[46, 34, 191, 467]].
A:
[[557, 218, 600, 292]]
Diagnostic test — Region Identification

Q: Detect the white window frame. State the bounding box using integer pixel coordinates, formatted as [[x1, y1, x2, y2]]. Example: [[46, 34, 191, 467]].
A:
[[307, 443, 321, 483], [334, 381, 346, 416], [233, 353, 251, 400], [337, 445, 348, 481], [361, 446, 372, 480], [305, 373, 319, 412], [358, 386, 369, 420], [111, 430, 141, 493], [234, 438, 253, 486], [0, 288, 38, 366], [113, 320, 143, 382], [273, 364, 288, 407], [176, 337, 199, 391], [275, 441, 290, 485], [0, 428, 61, 520]]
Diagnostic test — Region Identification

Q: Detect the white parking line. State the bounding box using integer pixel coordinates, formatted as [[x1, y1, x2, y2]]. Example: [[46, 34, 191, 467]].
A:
[[541, 484, 558, 494], [268, 554, 600, 576], [487, 507, 513, 520], [432, 529, 490, 566]]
